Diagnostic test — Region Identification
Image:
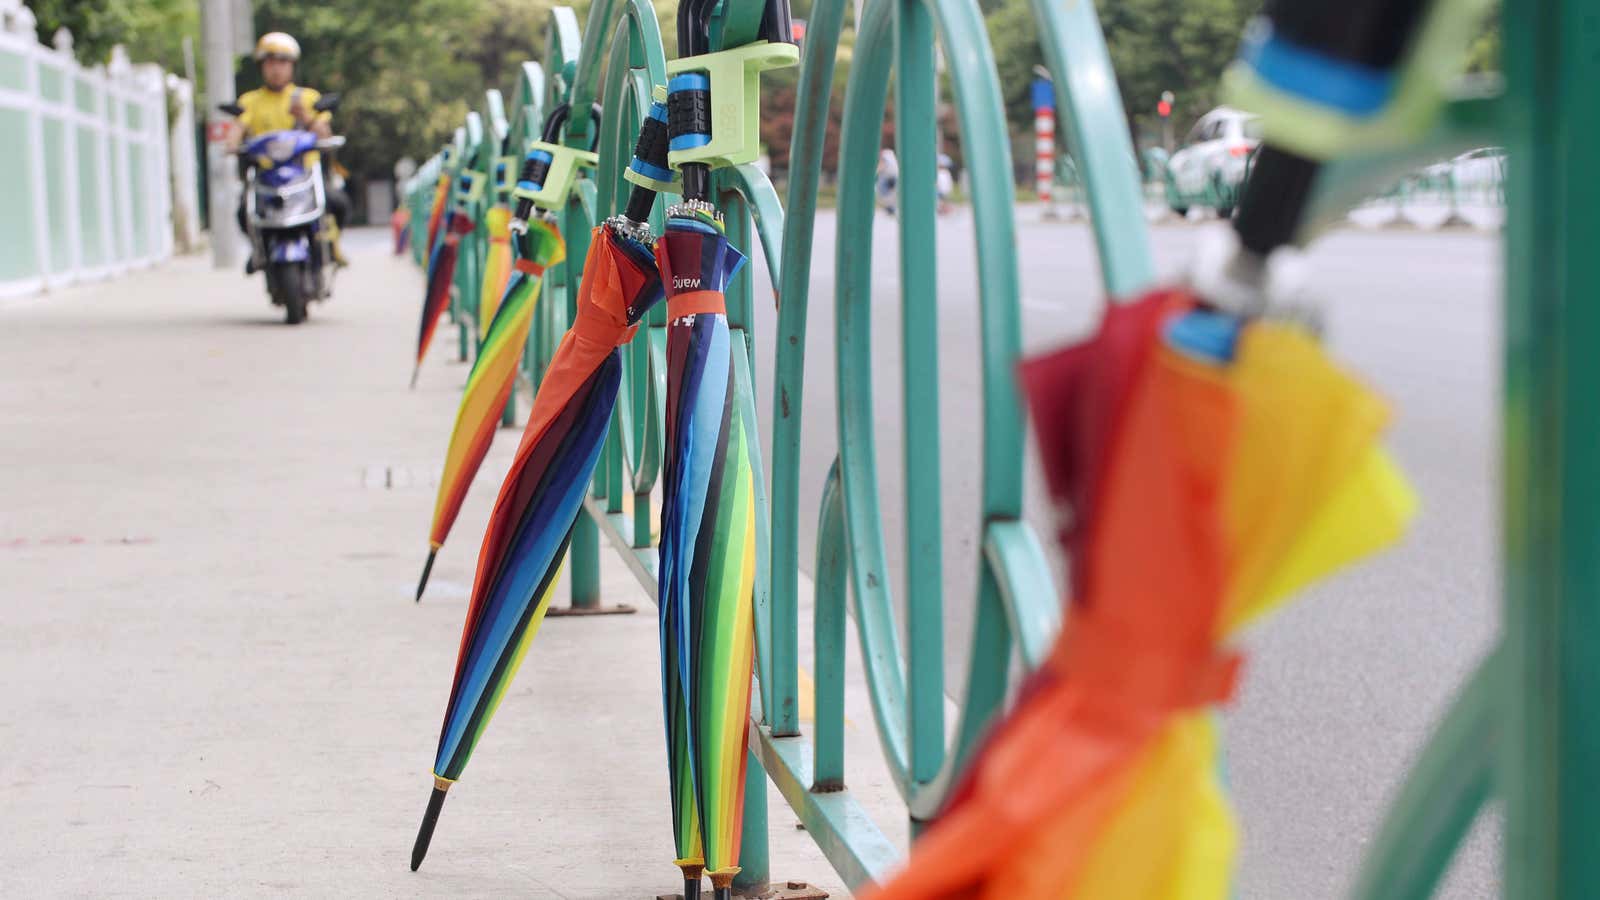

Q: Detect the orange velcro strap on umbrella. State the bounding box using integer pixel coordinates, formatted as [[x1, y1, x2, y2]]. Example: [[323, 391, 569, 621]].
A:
[[667, 290, 726, 319], [514, 259, 547, 276], [572, 311, 639, 348]]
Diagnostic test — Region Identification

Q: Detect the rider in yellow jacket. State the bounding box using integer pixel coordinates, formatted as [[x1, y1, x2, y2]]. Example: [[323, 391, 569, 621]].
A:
[[228, 32, 350, 266]]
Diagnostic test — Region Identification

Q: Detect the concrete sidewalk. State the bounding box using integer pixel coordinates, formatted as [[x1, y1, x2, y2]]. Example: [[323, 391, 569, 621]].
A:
[[0, 231, 901, 898]]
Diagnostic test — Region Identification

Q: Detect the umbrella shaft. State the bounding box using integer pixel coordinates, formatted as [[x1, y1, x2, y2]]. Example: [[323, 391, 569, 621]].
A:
[[1233, 145, 1319, 256], [626, 185, 657, 225], [681, 164, 710, 204]]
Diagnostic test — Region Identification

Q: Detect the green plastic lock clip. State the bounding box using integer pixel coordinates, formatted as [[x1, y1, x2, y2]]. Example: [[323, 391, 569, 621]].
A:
[[454, 169, 488, 206], [666, 41, 800, 170], [494, 154, 520, 197], [510, 141, 600, 212]]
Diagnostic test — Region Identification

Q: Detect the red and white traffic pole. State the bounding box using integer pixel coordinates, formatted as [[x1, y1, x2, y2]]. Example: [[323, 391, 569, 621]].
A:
[[1032, 75, 1057, 219]]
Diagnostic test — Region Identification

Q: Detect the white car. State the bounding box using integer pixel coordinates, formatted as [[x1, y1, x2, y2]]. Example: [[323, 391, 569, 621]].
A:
[[1164, 107, 1262, 218]]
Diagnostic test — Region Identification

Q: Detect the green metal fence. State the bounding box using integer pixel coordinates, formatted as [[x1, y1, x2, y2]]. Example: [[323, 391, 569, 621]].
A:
[[399, 0, 1141, 884], [399, 0, 1596, 894]]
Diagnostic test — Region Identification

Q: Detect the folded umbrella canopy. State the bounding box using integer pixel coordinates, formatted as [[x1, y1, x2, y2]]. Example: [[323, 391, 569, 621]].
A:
[[425, 166, 451, 260], [655, 208, 753, 900], [409, 219, 664, 871], [413, 173, 479, 388], [408, 83, 677, 876], [415, 218, 566, 602], [479, 206, 516, 330], [865, 290, 1416, 900]]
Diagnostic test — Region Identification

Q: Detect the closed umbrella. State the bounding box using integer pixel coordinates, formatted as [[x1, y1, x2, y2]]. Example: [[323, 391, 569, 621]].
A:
[[655, 207, 753, 900], [865, 291, 1416, 899], [413, 172, 479, 388], [409, 94, 674, 871], [415, 218, 566, 601]]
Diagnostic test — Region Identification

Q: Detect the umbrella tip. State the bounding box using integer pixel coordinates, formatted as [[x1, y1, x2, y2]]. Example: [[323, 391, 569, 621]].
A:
[[410, 785, 449, 871], [409, 367, 420, 390], [415, 548, 439, 603]]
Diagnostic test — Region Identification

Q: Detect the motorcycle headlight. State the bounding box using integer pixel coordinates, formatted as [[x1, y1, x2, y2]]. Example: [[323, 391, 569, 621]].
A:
[[265, 135, 302, 163]]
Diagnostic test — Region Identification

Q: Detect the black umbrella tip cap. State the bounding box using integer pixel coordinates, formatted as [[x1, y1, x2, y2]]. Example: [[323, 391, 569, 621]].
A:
[[410, 786, 448, 871], [683, 877, 702, 900], [712, 887, 732, 900], [415, 549, 439, 603]]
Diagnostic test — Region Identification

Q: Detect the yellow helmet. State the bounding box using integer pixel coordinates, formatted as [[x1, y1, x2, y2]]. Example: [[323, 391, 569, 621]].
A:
[[254, 32, 301, 62]]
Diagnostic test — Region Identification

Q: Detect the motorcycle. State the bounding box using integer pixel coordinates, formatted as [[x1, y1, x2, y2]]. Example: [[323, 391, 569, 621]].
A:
[[220, 93, 345, 324]]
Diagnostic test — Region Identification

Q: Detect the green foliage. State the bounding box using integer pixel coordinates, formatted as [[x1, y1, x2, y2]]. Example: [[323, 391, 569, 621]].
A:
[[248, 0, 476, 181], [247, 0, 629, 182], [1098, 0, 1260, 137], [984, 0, 1259, 155], [25, 0, 197, 72]]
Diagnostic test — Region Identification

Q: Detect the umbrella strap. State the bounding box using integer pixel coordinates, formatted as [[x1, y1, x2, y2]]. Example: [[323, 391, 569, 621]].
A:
[[666, 290, 725, 319], [514, 258, 547, 276], [572, 312, 639, 347]]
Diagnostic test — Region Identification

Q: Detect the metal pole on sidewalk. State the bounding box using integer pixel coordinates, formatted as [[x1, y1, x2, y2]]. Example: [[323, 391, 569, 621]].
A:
[[1031, 70, 1058, 220], [201, 0, 241, 269]]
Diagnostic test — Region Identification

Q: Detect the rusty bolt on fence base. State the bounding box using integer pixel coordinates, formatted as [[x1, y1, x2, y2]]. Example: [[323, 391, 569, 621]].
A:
[[657, 881, 828, 900]]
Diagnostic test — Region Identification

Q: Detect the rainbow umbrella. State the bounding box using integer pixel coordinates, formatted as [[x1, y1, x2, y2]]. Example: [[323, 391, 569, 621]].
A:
[[655, 207, 753, 900], [415, 218, 566, 602], [864, 290, 1416, 900], [478, 206, 515, 330], [424, 165, 450, 260], [412, 174, 477, 389], [392, 206, 412, 256], [409, 219, 665, 871]]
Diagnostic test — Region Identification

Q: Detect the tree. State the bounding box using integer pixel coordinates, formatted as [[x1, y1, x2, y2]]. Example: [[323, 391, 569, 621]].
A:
[[983, 0, 1258, 167], [1100, 0, 1260, 140], [26, 0, 197, 72]]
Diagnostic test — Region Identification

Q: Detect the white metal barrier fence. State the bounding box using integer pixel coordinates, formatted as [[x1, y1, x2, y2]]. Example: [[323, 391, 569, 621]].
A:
[[0, 1, 175, 297]]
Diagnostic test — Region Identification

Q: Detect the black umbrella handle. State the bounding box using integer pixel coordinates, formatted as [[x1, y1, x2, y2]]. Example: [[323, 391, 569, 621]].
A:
[[1230, 0, 1430, 256], [624, 88, 673, 225], [513, 103, 604, 224]]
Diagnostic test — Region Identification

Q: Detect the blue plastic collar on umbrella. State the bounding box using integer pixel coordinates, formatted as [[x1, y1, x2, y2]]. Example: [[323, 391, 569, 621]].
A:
[[1238, 25, 1396, 116], [668, 73, 713, 152], [517, 148, 555, 193], [1164, 309, 1241, 364]]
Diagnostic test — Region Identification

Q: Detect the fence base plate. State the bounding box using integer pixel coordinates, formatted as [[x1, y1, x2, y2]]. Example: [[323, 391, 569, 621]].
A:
[[657, 883, 828, 900], [546, 602, 637, 617]]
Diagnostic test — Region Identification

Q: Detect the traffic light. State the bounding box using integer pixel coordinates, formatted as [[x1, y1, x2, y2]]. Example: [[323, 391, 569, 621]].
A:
[[1157, 99, 1172, 118]]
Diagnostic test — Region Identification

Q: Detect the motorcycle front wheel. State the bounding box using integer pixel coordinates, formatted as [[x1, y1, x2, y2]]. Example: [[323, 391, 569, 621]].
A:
[[267, 261, 308, 324]]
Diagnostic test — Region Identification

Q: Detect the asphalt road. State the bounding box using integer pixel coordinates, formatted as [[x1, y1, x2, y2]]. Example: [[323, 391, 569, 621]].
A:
[[743, 208, 1501, 899]]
